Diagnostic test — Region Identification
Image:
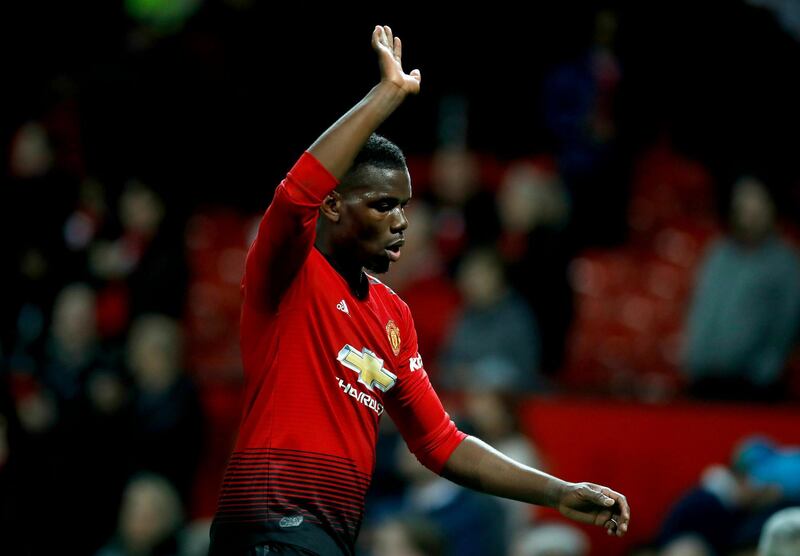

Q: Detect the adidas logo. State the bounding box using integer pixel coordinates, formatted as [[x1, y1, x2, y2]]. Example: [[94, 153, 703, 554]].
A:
[[336, 299, 349, 315]]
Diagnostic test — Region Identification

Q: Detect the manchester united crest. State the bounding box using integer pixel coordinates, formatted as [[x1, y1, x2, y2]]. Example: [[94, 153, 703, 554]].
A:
[[386, 320, 401, 356]]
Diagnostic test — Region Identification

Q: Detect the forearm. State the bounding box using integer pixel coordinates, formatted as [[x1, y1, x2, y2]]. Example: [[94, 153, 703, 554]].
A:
[[441, 435, 568, 508], [443, 436, 632, 537], [308, 82, 407, 179]]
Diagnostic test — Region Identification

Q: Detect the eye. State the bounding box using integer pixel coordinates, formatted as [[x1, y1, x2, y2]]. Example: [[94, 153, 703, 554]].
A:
[[372, 200, 398, 212]]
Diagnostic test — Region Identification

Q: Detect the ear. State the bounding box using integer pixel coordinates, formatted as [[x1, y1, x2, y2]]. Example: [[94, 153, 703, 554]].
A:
[[319, 191, 342, 223]]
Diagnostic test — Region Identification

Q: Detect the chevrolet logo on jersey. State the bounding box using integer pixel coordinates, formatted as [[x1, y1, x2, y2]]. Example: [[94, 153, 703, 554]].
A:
[[337, 345, 397, 392]]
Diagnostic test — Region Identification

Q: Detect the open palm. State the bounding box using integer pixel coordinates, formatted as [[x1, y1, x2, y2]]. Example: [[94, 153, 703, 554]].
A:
[[372, 25, 421, 95]]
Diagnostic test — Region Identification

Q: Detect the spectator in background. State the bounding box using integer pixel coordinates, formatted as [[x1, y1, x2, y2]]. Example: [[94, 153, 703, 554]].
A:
[[50, 283, 133, 546], [9, 282, 129, 554], [42, 283, 108, 410], [463, 390, 542, 539], [126, 314, 203, 502], [511, 523, 589, 556], [63, 177, 110, 256], [440, 248, 543, 393], [657, 436, 799, 555], [733, 436, 800, 505], [90, 179, 188, 337], [391, 441, 509, 556], [758, 507, 800, 556], [10, 281, 103, 434], [496, 161, 574, 375], [542, 8, 628, 248], [657, 464, 770, 555], [5, 176, 109, 373], [369, 516, 447, 556], [4, 105, 86, 358], [118, 180, 188, 318], [683, 176, 800, 401], [425, 146, 500, 268], [96, 472, 185, 556], [20, 282, 119, 454]]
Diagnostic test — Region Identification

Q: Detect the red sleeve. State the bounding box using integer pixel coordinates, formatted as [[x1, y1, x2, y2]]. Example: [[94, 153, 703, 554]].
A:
[[242, 152, 338, 311], [384, 304, 467, 474]]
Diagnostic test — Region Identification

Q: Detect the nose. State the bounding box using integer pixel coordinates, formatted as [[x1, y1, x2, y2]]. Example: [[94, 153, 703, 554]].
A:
[[390, 207, 408, 233]]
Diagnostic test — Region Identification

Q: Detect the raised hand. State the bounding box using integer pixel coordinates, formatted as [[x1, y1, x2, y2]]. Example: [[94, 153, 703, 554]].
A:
[[372, 25, 421, 95], [556, 482, 631, 537]]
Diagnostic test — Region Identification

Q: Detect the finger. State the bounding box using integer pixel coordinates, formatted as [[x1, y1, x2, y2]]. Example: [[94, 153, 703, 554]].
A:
[[599, 490, 629, 536], [605, 517, 617, 534], [394, 36, 402, 60], [384, 25, 393, 49], [610, 516, 624, 537], [582, 485, 615, 508], [594, 510, 612, 527], [600, 488, 630, 533], [410, 69, 421, 83], [372, 25, 382, 49], [375, 25, 387, 49], [604, 512, 625, 537], [560, 509, 597, 526], [383, 26, 391, 48]]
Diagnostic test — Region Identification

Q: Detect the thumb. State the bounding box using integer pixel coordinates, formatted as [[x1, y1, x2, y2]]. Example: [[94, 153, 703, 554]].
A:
[[586, 487, 615, 507]]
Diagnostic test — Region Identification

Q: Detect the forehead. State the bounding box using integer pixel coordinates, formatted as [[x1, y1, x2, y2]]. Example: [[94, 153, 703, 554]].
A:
[[346, 166, 412, 200]]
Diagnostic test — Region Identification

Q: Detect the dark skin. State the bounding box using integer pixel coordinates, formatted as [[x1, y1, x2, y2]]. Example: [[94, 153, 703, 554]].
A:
[[317, 166, 411, 297], [306, 24, 630, 537]]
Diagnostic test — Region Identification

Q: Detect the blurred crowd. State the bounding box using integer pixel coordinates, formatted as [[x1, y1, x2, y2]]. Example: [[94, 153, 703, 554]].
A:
[[4, 2, 800, 556]]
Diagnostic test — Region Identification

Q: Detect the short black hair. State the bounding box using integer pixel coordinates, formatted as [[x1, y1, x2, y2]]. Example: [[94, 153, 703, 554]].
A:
[[338, 133, 407, 190]]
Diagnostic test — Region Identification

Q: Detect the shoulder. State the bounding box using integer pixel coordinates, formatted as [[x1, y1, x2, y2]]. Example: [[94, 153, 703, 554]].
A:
[[752, 237, 800, 279], [366, 273, 395, 292], [771, 236, 800, 262], [367, 273, 401, 303], [367, 274, 414, 321], [698, 238, 734, 267], [708, 237, 733, 255]]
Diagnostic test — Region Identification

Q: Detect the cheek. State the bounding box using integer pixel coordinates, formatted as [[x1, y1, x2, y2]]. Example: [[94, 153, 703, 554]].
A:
[[353, 216, 387, 242]]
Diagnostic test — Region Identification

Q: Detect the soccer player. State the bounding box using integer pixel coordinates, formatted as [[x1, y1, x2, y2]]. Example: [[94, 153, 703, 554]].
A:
[[209, 25, 630, 556]]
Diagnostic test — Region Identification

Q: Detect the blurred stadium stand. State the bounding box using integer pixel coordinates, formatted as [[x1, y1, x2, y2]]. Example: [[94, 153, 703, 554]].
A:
[[5, 2, 800, 555]]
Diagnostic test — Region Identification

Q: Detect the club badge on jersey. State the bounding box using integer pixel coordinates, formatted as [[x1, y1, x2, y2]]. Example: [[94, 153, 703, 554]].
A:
[[386, 320, 401, 356]]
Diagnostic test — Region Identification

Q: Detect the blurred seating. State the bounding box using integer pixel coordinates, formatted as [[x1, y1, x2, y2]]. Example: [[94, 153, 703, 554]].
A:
[[183, 210, 251, 517], [184, 210, 250, 380], [518, 396, 800, 556], [627, 140, 716, 242], [562, 142, 722, 398], [564, 230, 719, 398]]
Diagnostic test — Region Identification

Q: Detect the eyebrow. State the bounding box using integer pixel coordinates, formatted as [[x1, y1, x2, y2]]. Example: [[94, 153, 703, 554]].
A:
[[363, 190, 411, 201], [367, 196, 411, 206]]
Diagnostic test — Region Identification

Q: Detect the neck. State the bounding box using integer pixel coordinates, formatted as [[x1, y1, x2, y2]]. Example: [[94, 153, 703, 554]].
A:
[[316, 238, 368, 297]]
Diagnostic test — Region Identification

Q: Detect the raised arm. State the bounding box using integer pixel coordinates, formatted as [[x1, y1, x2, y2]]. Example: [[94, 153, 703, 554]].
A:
[[308, 25, 421, 177], [243, 25, 420, 311], [442, 437, 631, 537]]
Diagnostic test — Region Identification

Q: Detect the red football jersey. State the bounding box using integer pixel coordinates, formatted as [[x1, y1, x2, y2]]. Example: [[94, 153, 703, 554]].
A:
[[210, 153, 466, 555]]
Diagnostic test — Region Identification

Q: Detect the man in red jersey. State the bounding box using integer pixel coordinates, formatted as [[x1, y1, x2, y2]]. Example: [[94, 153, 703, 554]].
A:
[[209, 25, 630, 556]]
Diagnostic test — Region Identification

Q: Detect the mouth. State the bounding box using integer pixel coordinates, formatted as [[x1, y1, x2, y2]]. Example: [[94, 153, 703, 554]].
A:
[[384, 240, 405, 262]]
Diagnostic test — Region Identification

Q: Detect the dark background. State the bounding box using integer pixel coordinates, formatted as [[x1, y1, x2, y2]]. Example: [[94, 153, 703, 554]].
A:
[[6, 1, 800, 214], [4, 3, 800, 555]]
